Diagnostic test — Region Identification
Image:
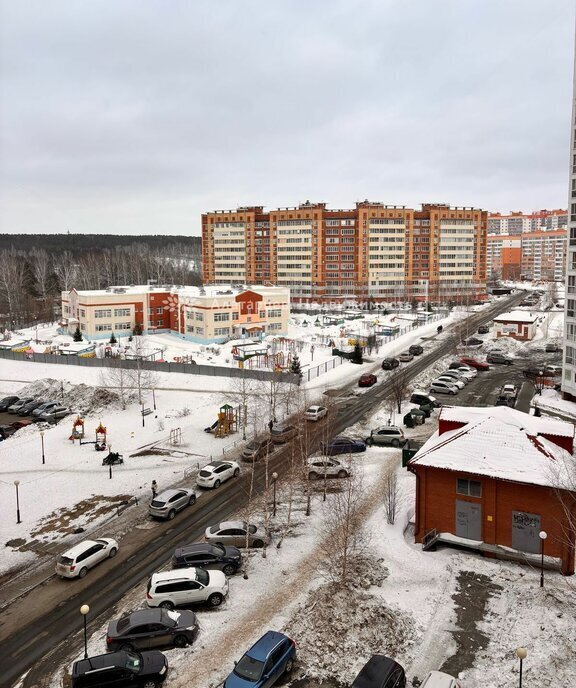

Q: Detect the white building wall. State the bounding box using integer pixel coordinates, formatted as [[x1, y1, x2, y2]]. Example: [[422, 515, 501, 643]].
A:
[[564, 39, 576, 399]]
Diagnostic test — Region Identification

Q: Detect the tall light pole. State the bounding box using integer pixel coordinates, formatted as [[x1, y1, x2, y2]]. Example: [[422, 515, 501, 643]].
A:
[[516, 647, 527, 688], [272, 472, 278, 517], [14, 480, 21, 524], [40, 430, 45, 465], [80, 604, 90, 659], [539, 530, 548, 587]]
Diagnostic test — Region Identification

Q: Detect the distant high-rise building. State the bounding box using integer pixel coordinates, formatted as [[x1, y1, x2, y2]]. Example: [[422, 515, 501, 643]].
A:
[[488, 209, 567, 236], [487, 230, 566, 282], [202, 202, 488, 304]]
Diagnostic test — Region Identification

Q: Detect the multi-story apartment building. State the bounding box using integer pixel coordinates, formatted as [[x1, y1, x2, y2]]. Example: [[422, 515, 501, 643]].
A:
[[487, 230, 567, 282], [563, 50, 576, 401], [488, 209, 567, 235], [61, 285, 290, 344], [202, 202, 488, 304]]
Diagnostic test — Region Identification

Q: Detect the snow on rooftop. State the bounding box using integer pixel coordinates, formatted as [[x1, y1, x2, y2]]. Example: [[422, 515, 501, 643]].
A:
[[410, 410, 575, 489], [439, 404, 574, 438], [68, 284, 288, 298], [493, 310, 539, 323]]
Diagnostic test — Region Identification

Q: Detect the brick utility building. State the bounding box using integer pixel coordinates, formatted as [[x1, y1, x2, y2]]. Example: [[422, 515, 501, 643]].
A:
[[61, 285, 290, 343], [202, 201, 488, 304], [492, 310, 539, 341], [486, 230, 567, 282], [409, 406, 576, 575]]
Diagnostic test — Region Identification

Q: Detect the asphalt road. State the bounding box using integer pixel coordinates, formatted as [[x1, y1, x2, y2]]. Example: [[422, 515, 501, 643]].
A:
[[0, 291, 527, 688]]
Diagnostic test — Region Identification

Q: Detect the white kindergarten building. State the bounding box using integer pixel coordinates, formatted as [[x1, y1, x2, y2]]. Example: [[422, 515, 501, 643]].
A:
[[61, 285, 290, 344]]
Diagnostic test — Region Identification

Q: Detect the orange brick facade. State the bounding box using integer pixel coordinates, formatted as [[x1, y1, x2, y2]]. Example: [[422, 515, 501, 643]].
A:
[[202, 201, 488, 304]]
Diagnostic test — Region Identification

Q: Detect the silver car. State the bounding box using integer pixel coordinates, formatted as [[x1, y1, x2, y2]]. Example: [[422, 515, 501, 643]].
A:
[[149, 488, 196, 520], [205, 520, 269, 548], [306, 457, 350, 480], [37, 406, 70, 422]]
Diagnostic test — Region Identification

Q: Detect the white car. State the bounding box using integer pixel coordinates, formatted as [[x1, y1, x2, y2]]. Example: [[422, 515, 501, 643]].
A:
[[434, 375, 465, 390], [196, 460, 240, 489], [146, 568, 229, 609], [55, 538, 119, 579], [430, 380, 459, 395], [420, 670, 462, 688], [306, 457, 350, 480], [304, 405, 328, 422], [440, 370, 470, 385], [452, 366, 477, 379]]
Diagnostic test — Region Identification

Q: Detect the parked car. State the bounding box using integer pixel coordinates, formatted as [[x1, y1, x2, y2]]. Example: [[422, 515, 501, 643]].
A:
[[459, 357, 490, 371], [351, 655, 406, 688], [381, 357, 400, 370], [18, 399, 45, 415], [37, 405, 70, 422], [0, 425, 17, 439], [477, 325, 490, 334], [545, 342, 560, 353], [172, 542, 242, 576], [501, 383, 518, 398], [31, 400, 60, 418], [544, 364, 562, 376], [71, 650, 169, 688], [495, 394, 515, 408], [486, 352, 512, 365], [430, 380, 459, 395], [463, 337, 484, 346], [7, 397, 34, 414], [306, 457, 350, 480], [410, 392, 441, 408], [408, 344, 424, 356], [398, 351, 414, 362], [358, 373, 377, 387], [446, 366, 475, 380], [365, 426, 406, 448], [439, 370, 470, 384], [148, 488, 196, 520], [419, 670, 462, 688], [205, 520, 269, 548], [241, 437, 274, 462], [321, 436, 367, 456], [224, 631, 296, 688], [434, 375, 465, 389], [146, 568, 228, 609], [10, 419, 33, 431], [55, 538, 119, 579], [196, 461, 240, 489], [304, 405, 328, 421], [0, 396, 19, 411], [270, 423, 297, 443], [523, 366, 555, 379], [106, 608, 198, 651]]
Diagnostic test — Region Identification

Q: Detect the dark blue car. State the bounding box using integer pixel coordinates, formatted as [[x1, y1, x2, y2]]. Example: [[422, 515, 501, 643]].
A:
[[321, 436, 367, 456], [224, 631, 296, 688]]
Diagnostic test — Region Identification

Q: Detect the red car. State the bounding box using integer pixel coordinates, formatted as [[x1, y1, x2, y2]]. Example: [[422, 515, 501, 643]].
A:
[[358, 374, 378, 387], [460, 357, 490, 371]]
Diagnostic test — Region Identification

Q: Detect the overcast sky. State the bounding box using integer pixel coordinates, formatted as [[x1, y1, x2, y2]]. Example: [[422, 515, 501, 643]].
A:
[[0, 1, 574, 236]]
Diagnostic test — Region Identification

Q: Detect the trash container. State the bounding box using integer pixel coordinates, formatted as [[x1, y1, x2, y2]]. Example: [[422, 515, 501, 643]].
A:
[[403, 412, 415, 428], [402, 439, 424, 467], [419, 403, 433, 418], [410, 408, 426, 425]]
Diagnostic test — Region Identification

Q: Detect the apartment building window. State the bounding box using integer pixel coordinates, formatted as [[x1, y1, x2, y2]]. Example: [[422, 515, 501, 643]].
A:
[[341, 229, 355, 235], [268, 309, 282, 318], [118, 322, 131, 330], [195, 312, 204, 321], [326, 220, 340, 227], [80, 324, 85, 331], [568, 299, 576, 318], [95, 323, 113, 331], [148, 307, 154, 315], [214, 327, 230, 336], [268, 323, 282, 331], [259, 310, 266, 318], [79, 309, 86, 317], [187, 325, 194, 333], [156, 320, 163, 326], [63, 305, 70, 314], [155, 306, 163, 314], [114, 308, 131, 317], [95, 309, 112, 318], [214, 312, 230, 322], [566, 346, 575, 365]]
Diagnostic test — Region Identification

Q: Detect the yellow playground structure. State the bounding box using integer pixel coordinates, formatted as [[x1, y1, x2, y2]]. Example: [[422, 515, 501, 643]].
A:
[[214, 404, 238, 438]]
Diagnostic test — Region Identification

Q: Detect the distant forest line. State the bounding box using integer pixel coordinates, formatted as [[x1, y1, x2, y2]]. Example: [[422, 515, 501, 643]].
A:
[[0, 234, 203, 330]]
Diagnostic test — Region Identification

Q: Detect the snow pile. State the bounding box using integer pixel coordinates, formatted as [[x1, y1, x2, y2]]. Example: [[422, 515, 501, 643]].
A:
[[285, 554, 416, 683], [19, 378, 135, 414]]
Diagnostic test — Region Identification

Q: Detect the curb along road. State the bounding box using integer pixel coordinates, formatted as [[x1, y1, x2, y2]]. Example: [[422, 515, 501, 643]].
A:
[[1, 292, 525, 688]]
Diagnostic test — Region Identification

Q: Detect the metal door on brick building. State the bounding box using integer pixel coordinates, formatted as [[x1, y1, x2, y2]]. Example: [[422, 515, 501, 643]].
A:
[[455, 500, 482, 540], [512, 510, 541, 554]]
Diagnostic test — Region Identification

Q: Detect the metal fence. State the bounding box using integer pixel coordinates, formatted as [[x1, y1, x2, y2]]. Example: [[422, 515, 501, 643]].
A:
[[0, 348, 300, 385], [304, 356, 344, 382]]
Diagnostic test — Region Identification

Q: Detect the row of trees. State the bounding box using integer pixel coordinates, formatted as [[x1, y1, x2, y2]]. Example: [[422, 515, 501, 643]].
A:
[[0, 241, 202, 330]]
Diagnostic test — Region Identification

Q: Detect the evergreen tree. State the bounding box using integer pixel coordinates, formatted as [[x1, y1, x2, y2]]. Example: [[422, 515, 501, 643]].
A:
[[411, 297, 418, 312], [73, 325, 83, 342], [109, 331, 117, 345], [290, 353, 303, 379], [351, 342, 363, 364], [133, 323, 143, 336]]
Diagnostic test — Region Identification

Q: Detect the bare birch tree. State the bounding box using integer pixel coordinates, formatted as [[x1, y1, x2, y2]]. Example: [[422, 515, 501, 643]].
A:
[[388, 367, 412, 414]]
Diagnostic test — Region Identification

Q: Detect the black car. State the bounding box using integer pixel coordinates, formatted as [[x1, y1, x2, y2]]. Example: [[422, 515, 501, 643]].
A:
[[172, 542, 242, 575], [381, 357, 400, 370], [477, 325, 490, 334], [321, 436, 367, 456], [351, 655, 406, 688], [410, 392, 441, 408], [106, 608, 198, 651], [71, 649, 168, 688], [0, 396, 19, 411], [0, 424, 17, 440], [18, 399, 45, 416], [408, 344, 424, 356], [463, 337, 484, 346]]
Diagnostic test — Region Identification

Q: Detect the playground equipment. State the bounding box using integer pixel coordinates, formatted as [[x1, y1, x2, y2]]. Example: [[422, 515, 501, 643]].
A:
[[213, 404, 238, 438], [170, 428, 182, 445], [69, 416, 85, 442], [95, 422, 107, 451]]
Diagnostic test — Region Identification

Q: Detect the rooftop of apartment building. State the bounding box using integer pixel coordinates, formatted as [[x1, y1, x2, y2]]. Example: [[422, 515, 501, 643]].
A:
[[489, 209, 567, 218], [63, 284, 289, 299], [204, 201, 485, 215]]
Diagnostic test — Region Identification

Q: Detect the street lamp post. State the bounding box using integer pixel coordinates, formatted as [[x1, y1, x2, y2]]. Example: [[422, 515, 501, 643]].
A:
[[539, 530, 548, 587], [80, 604, 90, 659], [108, 444, 113, 480], [272, 472, 278, 517], [40, 430, 45, 465], [14, 480, 21, 524], [516, 647, 527, 688]]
